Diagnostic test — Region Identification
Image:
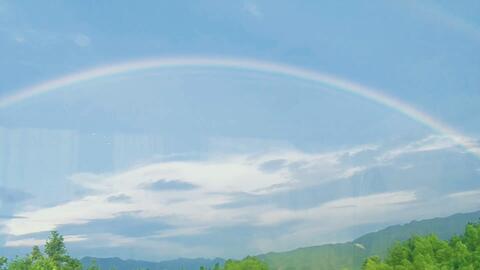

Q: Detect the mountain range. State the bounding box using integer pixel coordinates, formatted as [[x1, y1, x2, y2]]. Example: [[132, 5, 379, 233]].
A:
[[81, 257, 225, 270], [82, 210, 480, 270]]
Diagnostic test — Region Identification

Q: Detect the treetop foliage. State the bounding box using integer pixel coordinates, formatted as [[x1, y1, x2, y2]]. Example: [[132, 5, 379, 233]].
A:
[[200, 256, 268, 270], [0, 231, 83, 270], [362, 222, 480, 270]]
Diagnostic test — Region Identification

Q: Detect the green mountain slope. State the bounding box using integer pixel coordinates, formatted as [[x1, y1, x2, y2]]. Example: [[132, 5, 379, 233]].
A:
[[259, 243, 367, 270], [260, 210, 480, 270], [354, 211, 480, 259], [80, 210, 480, 270]]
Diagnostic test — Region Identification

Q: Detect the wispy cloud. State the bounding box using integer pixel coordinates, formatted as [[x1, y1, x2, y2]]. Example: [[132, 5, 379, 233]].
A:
[[255, 191, 417, 226], [252, 191, 418, 252], [72, 33, 91, 47], [2, 146, 375, 237], [447, 189, 480, 199], [4, 237, 45, 247], [378, 135, 459, 161], [244, 2, 262, 18], [3, 136, 478, 256], [5, 234, 86, 247]]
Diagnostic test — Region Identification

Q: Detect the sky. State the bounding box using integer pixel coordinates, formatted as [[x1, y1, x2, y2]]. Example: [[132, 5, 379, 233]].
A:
[[0, 0, 480, 261]]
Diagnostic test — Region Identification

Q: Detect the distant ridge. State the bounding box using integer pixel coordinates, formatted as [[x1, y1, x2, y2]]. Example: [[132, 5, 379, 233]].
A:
[[81, 256, 224, 270], [81, 210, 480, 270], [259, 210, 480, 270], [353, 210, 480, 258]]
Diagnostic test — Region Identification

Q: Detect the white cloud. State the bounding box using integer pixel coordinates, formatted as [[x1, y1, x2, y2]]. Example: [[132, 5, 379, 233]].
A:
[[338, 166, 368, 179], [152, 226, 208, 239], [252, 191, 417, 252], [4, 136, 476, 255], [323, 191, 416, 209], [72, 33, 91, 47], [447, 189, 480, 199], [3, 146, 376, 237], [398, 164, 414, 170], [3, 196, 136, 236], [13, 35, 25, 43], [5, 234, 86, 247], [4, 238, 44, 247], [255, 191, 417, 226], [6, 232, 215, 259], [43, 232, 219, 259], [253, 186, 480, 253], [379, 135, 458, 161], [64, 234, 88, 242], [244, 2, 262, 18]]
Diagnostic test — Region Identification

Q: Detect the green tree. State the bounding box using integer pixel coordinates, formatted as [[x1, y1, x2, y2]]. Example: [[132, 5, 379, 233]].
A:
[[30, 246, 43, 262], [362, 256, 391, 270], [0, 232, 83, 270], [45, 231, 67, 262], [43, 231, 81, 270], [362, 222, 480, 270], [224, 256, 268, 270], [30, 257, 57, 270], [200, 257, 268, 270], [0, 257, 7, 270]]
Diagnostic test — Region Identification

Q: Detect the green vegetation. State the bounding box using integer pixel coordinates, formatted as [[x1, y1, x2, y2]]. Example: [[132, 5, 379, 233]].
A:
[[1, 211, 479, 270], [260, 243, 367, 270], [200, 256, 268, 270], [0, 231, 84, 270], [354, 211, 480, 259], [362, 222, 480, 270], [260, 210, 480, 270]]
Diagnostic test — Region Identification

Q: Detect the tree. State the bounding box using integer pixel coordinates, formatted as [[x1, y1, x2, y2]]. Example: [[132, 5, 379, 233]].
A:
[[362, 222, 480, 270], [200, 257, 268, 270], [45, 231, 67, 262], [0, 232, 77, 270], [30, 246, 43, 262], [0, 257, 7, 270], [362, 256, 391, 270], [40, 231, 81, 270], [223, 256, 269, 270]]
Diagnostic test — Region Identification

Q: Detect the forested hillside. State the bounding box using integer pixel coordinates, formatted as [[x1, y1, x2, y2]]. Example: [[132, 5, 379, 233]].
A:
[[362, 222, 480, 269], [260, 210, 480, 270], [1, 210, 479, 270]]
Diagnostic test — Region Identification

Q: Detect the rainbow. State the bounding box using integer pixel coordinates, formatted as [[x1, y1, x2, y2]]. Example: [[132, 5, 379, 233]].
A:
[[1, 56, 479, 157]]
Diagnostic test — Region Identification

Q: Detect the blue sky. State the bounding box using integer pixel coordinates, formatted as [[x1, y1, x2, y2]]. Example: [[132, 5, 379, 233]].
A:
[[0, 0, 480, 261]]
